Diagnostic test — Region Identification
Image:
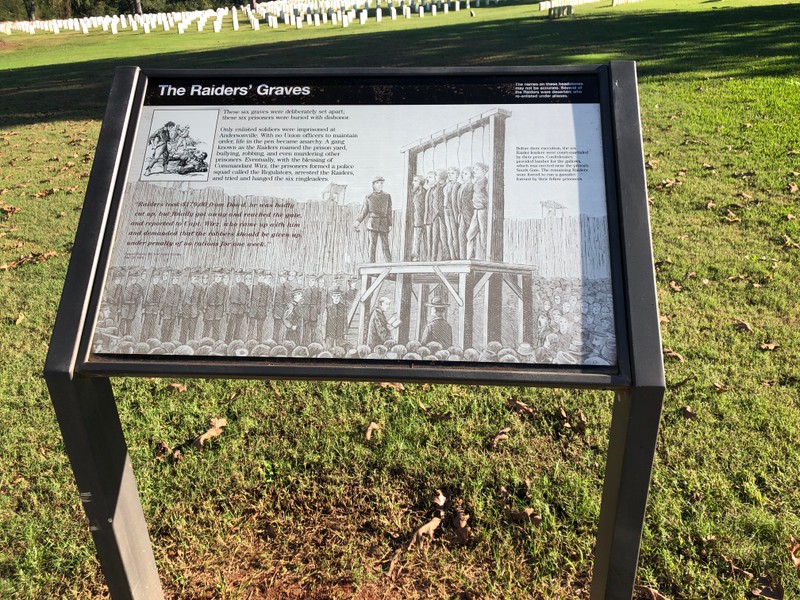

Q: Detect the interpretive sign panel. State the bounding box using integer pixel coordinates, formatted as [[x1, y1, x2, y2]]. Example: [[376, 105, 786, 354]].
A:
[[81, 67, 630, 383], [46, 64, 664, 600]]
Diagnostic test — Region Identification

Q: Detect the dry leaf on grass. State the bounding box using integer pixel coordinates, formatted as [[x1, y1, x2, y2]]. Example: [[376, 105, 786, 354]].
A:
[[713, 382, 731, 393], [633, 585, 671, 600], [788, 182, 799, 194], [751, 576, 784, 599], [760, 342, 779, 351], [365, 421, 381, 441], [491, 427, 511, 449], [0, 250, 58, 271], [377, 382, 405, 391], [669, 280, 683, 292], [192, 417, 228, 450], [504, 506, 542, 525], [734, 320, 754, 333], [154, 442, 171, 461], [681, 406, 698, 420], [663, 348, 685, 362], [15, 312, 25, 325], [407, 489, 447, 549], [386, 548, 404, 580], [787, 540, 800, 572], [451, 506, 471, 544], [719, 552, 753, 578], [783, 235, 800, 249], [506, 397, 534, 416], [167, 382, 187, 393]]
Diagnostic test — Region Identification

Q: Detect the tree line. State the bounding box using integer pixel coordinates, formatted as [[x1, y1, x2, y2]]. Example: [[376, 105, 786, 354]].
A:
[[1, 0, 251, 21]]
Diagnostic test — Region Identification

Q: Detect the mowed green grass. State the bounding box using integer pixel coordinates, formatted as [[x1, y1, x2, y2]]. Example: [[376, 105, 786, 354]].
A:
[[2, 0, 800, 597]]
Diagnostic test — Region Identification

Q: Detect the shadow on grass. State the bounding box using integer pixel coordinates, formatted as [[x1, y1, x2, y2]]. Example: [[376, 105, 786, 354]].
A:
[[1, 2, 798, 126]]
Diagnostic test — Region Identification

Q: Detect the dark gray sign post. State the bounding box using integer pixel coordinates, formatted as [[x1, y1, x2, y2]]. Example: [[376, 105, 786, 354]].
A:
[[45, 63, 663, 600]]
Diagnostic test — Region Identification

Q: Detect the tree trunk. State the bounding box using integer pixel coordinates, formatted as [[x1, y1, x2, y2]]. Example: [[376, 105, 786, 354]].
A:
[[134, 0, 143, 16], [24, 0, 36, 20]]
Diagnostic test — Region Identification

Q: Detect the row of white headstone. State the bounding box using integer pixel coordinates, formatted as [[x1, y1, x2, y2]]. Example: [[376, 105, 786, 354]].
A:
[[1, 0, 501, 35], [539, 0, 643, 8], [539, 0, 599, 9]]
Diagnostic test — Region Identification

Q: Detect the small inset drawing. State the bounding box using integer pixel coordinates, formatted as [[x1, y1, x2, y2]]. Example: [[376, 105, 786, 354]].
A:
[[140, 110, 218, 181]]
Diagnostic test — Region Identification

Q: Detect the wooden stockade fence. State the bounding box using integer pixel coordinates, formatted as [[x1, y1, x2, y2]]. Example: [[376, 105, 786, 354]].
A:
[[117, 182, 608, 280]]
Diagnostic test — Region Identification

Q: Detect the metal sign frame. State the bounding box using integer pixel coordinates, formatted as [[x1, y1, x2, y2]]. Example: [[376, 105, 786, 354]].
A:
[[44, 63, 664, 600]]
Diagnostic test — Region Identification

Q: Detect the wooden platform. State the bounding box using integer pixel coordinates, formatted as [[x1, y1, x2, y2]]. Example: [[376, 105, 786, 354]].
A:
[[352, 260, 538, 349]]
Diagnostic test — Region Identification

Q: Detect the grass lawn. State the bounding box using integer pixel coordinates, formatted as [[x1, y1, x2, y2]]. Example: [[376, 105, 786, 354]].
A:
[[2, 0, 800, 597]]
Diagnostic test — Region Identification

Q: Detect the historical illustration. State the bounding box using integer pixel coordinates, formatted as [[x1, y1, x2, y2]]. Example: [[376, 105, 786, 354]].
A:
[[92, 85, 617, 366], [140, 109, 217, 181]]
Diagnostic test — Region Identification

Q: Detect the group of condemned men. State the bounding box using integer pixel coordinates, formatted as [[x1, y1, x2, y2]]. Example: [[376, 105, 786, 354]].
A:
[[409, 162, 490, 262], [351, 164, 492, 266]]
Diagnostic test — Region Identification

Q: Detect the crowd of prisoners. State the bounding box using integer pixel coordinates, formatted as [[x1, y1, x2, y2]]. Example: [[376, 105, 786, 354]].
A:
[[95, 267, 616, 366]]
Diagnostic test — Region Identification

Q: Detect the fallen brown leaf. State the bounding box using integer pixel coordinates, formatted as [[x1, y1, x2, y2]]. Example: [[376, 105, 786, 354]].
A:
[[760, 342, 779, 351], [787, 541, 800, 570], [192, 417, 228, 450], [633, 585, 671, 600], [451, 506, 471, 544], [154, 441, 171, 461], [751, 575, 784, 599], [365, 421, 381, 441], [506, 397, 534, 416], [788, 182, 799, 194], [378, 382, 405, 391], [681, 406, 698, 420], [15, 312, 25, 325], [408, 490, 447, 549], [720, 552, 754, 579], [669, 280, 683, 292], [504, 506, 542, 525], [663, 348, 685, 362], [734, 320, 754, 333], [386, 548, 403, 580], [167, 382, 187, 392], [713, 382, 731, 393], [492, 427, 511, 449]]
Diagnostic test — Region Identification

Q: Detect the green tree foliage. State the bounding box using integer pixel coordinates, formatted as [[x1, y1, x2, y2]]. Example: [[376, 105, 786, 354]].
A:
[[1, 0, 230, 20]]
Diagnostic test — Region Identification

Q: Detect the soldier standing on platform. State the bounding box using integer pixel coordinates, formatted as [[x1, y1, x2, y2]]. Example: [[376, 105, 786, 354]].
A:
[[160, 271, 183, 342], [180, 270, 203, 342], [355, 176, 393, 263]]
